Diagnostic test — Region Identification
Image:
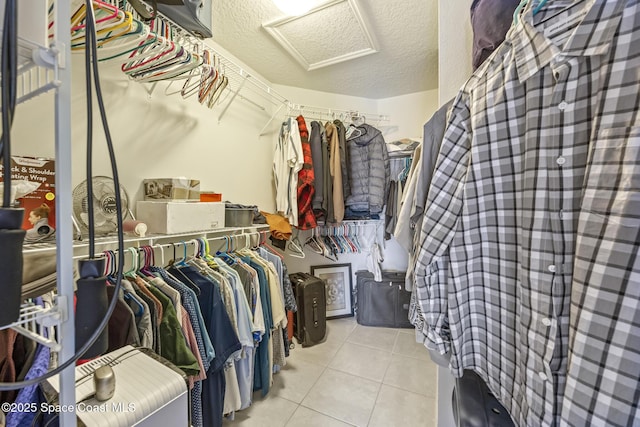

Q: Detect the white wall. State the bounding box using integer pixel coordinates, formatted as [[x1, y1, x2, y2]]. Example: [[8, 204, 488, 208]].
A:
[[12, 53, 278, 212], [438, 0, 474, 104], [377, 89, 440, 142]]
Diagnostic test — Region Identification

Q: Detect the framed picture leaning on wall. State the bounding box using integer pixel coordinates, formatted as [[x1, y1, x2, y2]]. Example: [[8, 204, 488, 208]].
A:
[[310, 263, 354, 319]]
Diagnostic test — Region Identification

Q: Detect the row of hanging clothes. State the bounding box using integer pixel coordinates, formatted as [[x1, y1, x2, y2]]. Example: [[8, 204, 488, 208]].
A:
[[304, 220, 386, 281], [102, 233, 296, 427], [274, 110, 391, 230], [2, 232, 297, 427], [384, 140, 420, 240], [68, 0, 232, 109]]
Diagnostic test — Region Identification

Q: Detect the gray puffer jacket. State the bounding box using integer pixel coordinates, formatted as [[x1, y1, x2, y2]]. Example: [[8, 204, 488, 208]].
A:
[[346, 124, 390, 214]]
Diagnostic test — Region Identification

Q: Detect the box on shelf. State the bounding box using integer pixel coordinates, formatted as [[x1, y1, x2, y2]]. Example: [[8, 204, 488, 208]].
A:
[[200, 192, 222, 202], [136, 201, 225, 234], [225, 207, 254, 227], [0, 156, 56, 232], [143, 178, 200, 201]]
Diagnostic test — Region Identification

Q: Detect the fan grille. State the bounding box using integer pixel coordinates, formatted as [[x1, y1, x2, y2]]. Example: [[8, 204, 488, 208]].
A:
[[72, 176, 129, 235]]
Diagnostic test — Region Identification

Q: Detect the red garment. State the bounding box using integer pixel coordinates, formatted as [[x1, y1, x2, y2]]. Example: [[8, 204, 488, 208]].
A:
[[296, 115, 317, 230], [0, 329, 19, 404]]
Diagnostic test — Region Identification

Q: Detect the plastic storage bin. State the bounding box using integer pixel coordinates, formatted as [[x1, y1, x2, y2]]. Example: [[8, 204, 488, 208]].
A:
[[225, 208, 253, 227]]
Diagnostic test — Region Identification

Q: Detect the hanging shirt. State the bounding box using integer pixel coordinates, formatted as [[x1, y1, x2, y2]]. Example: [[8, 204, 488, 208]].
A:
[[320, 124, 333, 221], [258, 247, 297, 312], [6, 298, 50, 427], [244, 258, 273, 397], [169, 265, 241, 427], [325, 122, 345, 222], [106, 286, 141, 352], [414, 1, 640, 426], [309, 121, 325, 213], [334, 120, 351, 199], [150, 267, 212, 427], [121, 279, 153, 349], [273, 118, 303, 227], [470, 0, 521, 70], [150, 277, 183, 327], [296, 115, 317, 230], [147, 286, 201, 377]]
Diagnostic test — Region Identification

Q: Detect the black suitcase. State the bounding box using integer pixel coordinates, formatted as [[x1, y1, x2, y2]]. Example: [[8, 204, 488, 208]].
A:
[[355, 271, 412, 328], [289, 272, 327, 347]]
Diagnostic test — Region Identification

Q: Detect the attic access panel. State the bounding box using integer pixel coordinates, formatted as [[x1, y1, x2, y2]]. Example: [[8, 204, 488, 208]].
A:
[[263, 0, 379, 71]]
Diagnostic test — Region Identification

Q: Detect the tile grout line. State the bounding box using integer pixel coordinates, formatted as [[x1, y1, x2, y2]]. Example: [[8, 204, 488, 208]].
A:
[[364, 330, 399, 427], [382, 382, 438, 400], [292, 325, 352, 422]]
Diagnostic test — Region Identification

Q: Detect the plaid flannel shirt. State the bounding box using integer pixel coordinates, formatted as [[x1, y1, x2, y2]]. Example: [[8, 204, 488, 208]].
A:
[[414, 1, 639, 425], [296, 115, 317, 230]]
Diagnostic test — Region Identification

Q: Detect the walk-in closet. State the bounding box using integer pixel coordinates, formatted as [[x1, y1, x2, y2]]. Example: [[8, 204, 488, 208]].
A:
[[0, 1, 638, 426]]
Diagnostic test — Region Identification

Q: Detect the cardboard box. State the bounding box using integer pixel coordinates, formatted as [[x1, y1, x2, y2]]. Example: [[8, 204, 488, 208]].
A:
[[136, 201, 225, 234], [143, 178, 200, 201], [0, 156, 56, 232]]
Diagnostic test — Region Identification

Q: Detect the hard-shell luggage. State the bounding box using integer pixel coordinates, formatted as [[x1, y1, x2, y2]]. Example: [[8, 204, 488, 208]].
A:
[[355, 271, 412, 328], [289, 272, 327, 347]]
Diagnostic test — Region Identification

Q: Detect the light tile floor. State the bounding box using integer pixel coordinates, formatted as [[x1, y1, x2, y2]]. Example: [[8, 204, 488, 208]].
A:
[[224, 318, 438, 427]]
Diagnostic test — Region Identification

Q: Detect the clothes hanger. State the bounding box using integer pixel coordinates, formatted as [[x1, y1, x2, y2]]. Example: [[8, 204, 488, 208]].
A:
[[133, 47, 201, 82], [513, 0, 528, 24], [121, 18, 174, 72], [260, 235, 284, 259], [71, 4, 129, 47], [172, 241, 190, 267], [138, 245, 156, 277], [346, 124, 363, 140], [207, 73, 229, 108], [202, 238, 217, 262], [122, 35, 177, 75], [351, 112, 366, 126], [94, 12, 135, 48], [204, 58, 228, 107], [533, 0, 549, 15], [94, 19, 149, 60], [128, 49, 191, 82], [71, 1, 119, 33], [129, 28, 190, 76], [124, 247, 139, 278], [153, 243, 165, 267], [287, 230, 306, 259], [171, 43, 206, 97], [101, 250, 113, 277]]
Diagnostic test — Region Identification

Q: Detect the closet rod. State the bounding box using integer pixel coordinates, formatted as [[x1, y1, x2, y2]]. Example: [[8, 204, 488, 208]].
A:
[[260, 102, 391, 134], [91, 230, 269, 265], [287, 103, 389, 124]]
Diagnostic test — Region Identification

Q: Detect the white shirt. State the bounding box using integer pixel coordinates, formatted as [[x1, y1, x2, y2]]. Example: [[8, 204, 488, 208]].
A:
[[273, 118, 303, 227]]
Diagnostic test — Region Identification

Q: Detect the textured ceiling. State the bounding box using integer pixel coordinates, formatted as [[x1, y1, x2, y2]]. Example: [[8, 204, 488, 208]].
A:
[[211, 0, 439, 99]]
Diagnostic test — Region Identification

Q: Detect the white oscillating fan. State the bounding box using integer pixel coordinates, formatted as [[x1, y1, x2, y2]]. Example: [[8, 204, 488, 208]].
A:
[[72, 176, 129, 236]]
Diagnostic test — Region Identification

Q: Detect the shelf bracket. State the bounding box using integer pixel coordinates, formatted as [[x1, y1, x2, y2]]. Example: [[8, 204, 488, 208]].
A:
[[259, 102, 286, 136]]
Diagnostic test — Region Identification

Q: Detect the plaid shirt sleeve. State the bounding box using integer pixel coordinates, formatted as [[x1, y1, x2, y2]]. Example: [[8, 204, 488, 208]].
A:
[[414, 93, 471, 355]]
